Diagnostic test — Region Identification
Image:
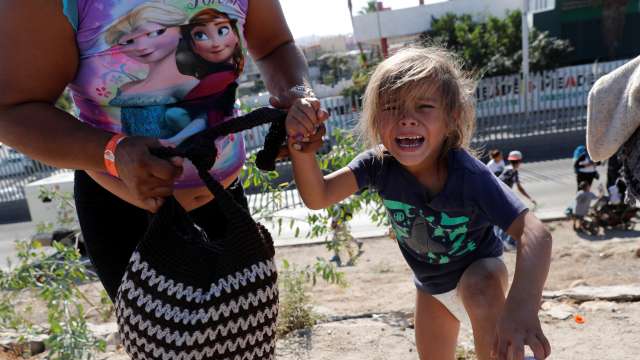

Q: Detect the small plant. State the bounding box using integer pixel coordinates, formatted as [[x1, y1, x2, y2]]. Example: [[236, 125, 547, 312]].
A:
[[0, 187, 106, 359], [326, 204, 363, 267], [37, 186, 77, 233], [277, 259, 346, 337], [97, 290, 114, 322], [0, 239, 105, 359]]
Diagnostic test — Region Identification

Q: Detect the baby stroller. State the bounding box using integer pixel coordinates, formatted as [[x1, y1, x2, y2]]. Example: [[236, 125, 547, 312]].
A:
[[579, 197, 640, 235]]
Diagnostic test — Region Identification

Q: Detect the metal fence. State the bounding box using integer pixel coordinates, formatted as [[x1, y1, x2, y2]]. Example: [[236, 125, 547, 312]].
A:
[[0, 58, 630, 205], [0, 146, 67, 203], [474, 59, 628, 142]]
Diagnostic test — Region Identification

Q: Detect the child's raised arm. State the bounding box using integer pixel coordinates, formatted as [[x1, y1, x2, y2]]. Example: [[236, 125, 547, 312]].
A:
[[285, 98, 359, 210], [495, 211, 552, 360]]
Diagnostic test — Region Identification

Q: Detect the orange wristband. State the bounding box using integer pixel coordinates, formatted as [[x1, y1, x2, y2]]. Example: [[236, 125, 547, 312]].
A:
[[104, 133, 126, 178]]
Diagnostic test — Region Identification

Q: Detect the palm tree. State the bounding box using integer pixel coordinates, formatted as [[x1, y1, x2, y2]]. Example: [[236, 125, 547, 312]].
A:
[[348, 0, 367, 67], [358, 0, 377, 15]]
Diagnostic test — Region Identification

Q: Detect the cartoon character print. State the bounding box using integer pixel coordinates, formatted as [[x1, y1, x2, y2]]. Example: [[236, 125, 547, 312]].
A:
[[103, 2, 198, 141], [384, 199, 474, 264], [101, 3, 244, 147], [164, 7, 245, 145]]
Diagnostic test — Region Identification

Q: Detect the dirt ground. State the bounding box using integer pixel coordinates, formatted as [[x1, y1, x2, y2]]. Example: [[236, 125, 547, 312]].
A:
[[273, 220, 640, 360], [2, 220, 639, 360]]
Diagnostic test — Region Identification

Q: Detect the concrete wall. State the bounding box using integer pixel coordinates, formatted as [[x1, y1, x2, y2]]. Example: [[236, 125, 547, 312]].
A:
[[353, 0, 521, 43]]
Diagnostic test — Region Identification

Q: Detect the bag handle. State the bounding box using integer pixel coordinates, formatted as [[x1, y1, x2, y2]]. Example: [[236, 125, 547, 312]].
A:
[[149, 107, 286, 207]]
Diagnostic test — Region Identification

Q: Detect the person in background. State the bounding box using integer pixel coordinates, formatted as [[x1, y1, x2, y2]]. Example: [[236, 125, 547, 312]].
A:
[[608, 177, 626, 206], [499, 150, 537, 206], [573, 145, 599, 190], [573, 181, 600, 231], [486, 149, 505, 177], [606, 154, 622, 190]]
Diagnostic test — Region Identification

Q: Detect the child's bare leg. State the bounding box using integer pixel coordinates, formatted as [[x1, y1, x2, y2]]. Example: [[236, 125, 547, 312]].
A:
[[457, 258, 508, 360], [415, 290, 460, 360]]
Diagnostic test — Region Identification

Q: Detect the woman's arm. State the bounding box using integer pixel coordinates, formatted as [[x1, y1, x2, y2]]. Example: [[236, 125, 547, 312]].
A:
[[0, 0, 181, 212], [0, 0, 101, 170], [245, 0, 310, 107]]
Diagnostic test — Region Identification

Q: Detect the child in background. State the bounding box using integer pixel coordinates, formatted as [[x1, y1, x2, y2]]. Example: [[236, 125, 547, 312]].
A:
[[486, 149, 505, 177], [573, 181, 599, 230], [286, 47, 552, 360], [499, 150, 537, 206], [496, 150, 538, 249]]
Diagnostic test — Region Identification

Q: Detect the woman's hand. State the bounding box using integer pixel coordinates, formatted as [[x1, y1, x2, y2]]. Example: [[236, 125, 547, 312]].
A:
[[114, 137, 183, 212]]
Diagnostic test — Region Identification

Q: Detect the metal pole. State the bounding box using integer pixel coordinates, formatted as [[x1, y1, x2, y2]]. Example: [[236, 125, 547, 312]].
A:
[[522, 0, 530, 122]]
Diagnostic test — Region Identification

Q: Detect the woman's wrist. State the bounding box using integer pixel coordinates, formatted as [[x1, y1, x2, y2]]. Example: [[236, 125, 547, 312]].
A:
[[104, 133, 127, 177]]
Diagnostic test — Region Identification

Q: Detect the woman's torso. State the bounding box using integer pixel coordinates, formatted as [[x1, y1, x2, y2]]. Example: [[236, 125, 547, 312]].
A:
[[63, 0, 250, 210]]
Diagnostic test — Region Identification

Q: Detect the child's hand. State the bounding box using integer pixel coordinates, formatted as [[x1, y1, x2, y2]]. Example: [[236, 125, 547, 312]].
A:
[[493, 299, 551, 360], [285, 97, 329, 151]]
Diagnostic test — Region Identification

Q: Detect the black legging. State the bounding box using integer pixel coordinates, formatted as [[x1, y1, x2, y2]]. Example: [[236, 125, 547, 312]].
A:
[[576, 172, 598, 190], [73, 170, 249, 301]]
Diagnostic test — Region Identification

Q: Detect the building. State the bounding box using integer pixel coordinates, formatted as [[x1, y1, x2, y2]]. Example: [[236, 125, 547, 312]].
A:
[[533, 0, 640, 64], [352, 0, 523, 54], [353, 0, 640, 64]]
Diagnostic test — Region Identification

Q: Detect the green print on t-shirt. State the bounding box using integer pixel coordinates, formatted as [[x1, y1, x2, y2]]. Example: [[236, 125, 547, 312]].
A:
[[383, 199, 474, 264]]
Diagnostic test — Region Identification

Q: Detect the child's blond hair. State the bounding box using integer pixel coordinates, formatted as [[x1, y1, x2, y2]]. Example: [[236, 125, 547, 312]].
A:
[[358, 46, 477, 158]]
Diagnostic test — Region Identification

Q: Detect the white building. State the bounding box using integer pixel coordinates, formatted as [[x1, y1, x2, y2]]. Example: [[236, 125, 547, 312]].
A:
[[352, 0, 554, 46]]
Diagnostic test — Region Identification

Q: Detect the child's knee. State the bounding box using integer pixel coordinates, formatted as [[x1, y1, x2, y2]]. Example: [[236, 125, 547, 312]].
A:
[[458, 258, 507, 307]]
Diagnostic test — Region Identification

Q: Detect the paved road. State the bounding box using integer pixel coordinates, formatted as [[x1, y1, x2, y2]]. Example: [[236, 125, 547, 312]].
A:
[[0, 158, 604, 269]]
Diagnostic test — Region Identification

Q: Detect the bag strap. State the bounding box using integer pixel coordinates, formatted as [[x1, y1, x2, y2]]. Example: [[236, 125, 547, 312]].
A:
[[150, 106, 286, 211]]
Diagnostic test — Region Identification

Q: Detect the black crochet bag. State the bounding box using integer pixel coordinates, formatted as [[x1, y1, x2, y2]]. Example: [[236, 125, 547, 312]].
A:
[[115, 108, 287, 360]]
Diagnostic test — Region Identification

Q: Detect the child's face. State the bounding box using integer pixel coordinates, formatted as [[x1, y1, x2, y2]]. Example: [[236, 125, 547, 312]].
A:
[[190, 18, 238, 63], [118, 23, 181, 64], [378, 94, 448, 171], [495, 154, 503, 162]]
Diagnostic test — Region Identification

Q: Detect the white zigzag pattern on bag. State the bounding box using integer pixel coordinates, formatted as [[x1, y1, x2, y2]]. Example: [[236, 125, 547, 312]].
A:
[[117, 300, 278, 347], [124, 338, 275, 360], [128, 252, 276, 304], [119, 278, 278, 326], [120, 322, 276, 360]]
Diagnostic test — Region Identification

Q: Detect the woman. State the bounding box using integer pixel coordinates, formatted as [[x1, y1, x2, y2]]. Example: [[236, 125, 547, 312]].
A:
[[0, 0, 321, 316], [0, 1, 325, 358]]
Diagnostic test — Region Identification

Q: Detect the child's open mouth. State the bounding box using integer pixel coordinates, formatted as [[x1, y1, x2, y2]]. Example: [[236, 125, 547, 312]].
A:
[[395, 135, 425, 149]]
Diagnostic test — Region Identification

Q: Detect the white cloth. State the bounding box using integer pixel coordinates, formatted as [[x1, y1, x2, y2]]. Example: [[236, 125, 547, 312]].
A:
[[587, 55, 640, 161], [430, 257, 506, 327]]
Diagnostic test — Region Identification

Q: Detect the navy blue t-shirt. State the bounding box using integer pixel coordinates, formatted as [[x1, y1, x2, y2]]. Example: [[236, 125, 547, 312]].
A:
[[347, 148, 527, 294]]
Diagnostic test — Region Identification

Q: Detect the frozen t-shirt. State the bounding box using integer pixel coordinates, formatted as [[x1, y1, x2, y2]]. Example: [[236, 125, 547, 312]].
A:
[[62, 0, 249, 187], [348, 148, 527, 294]]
